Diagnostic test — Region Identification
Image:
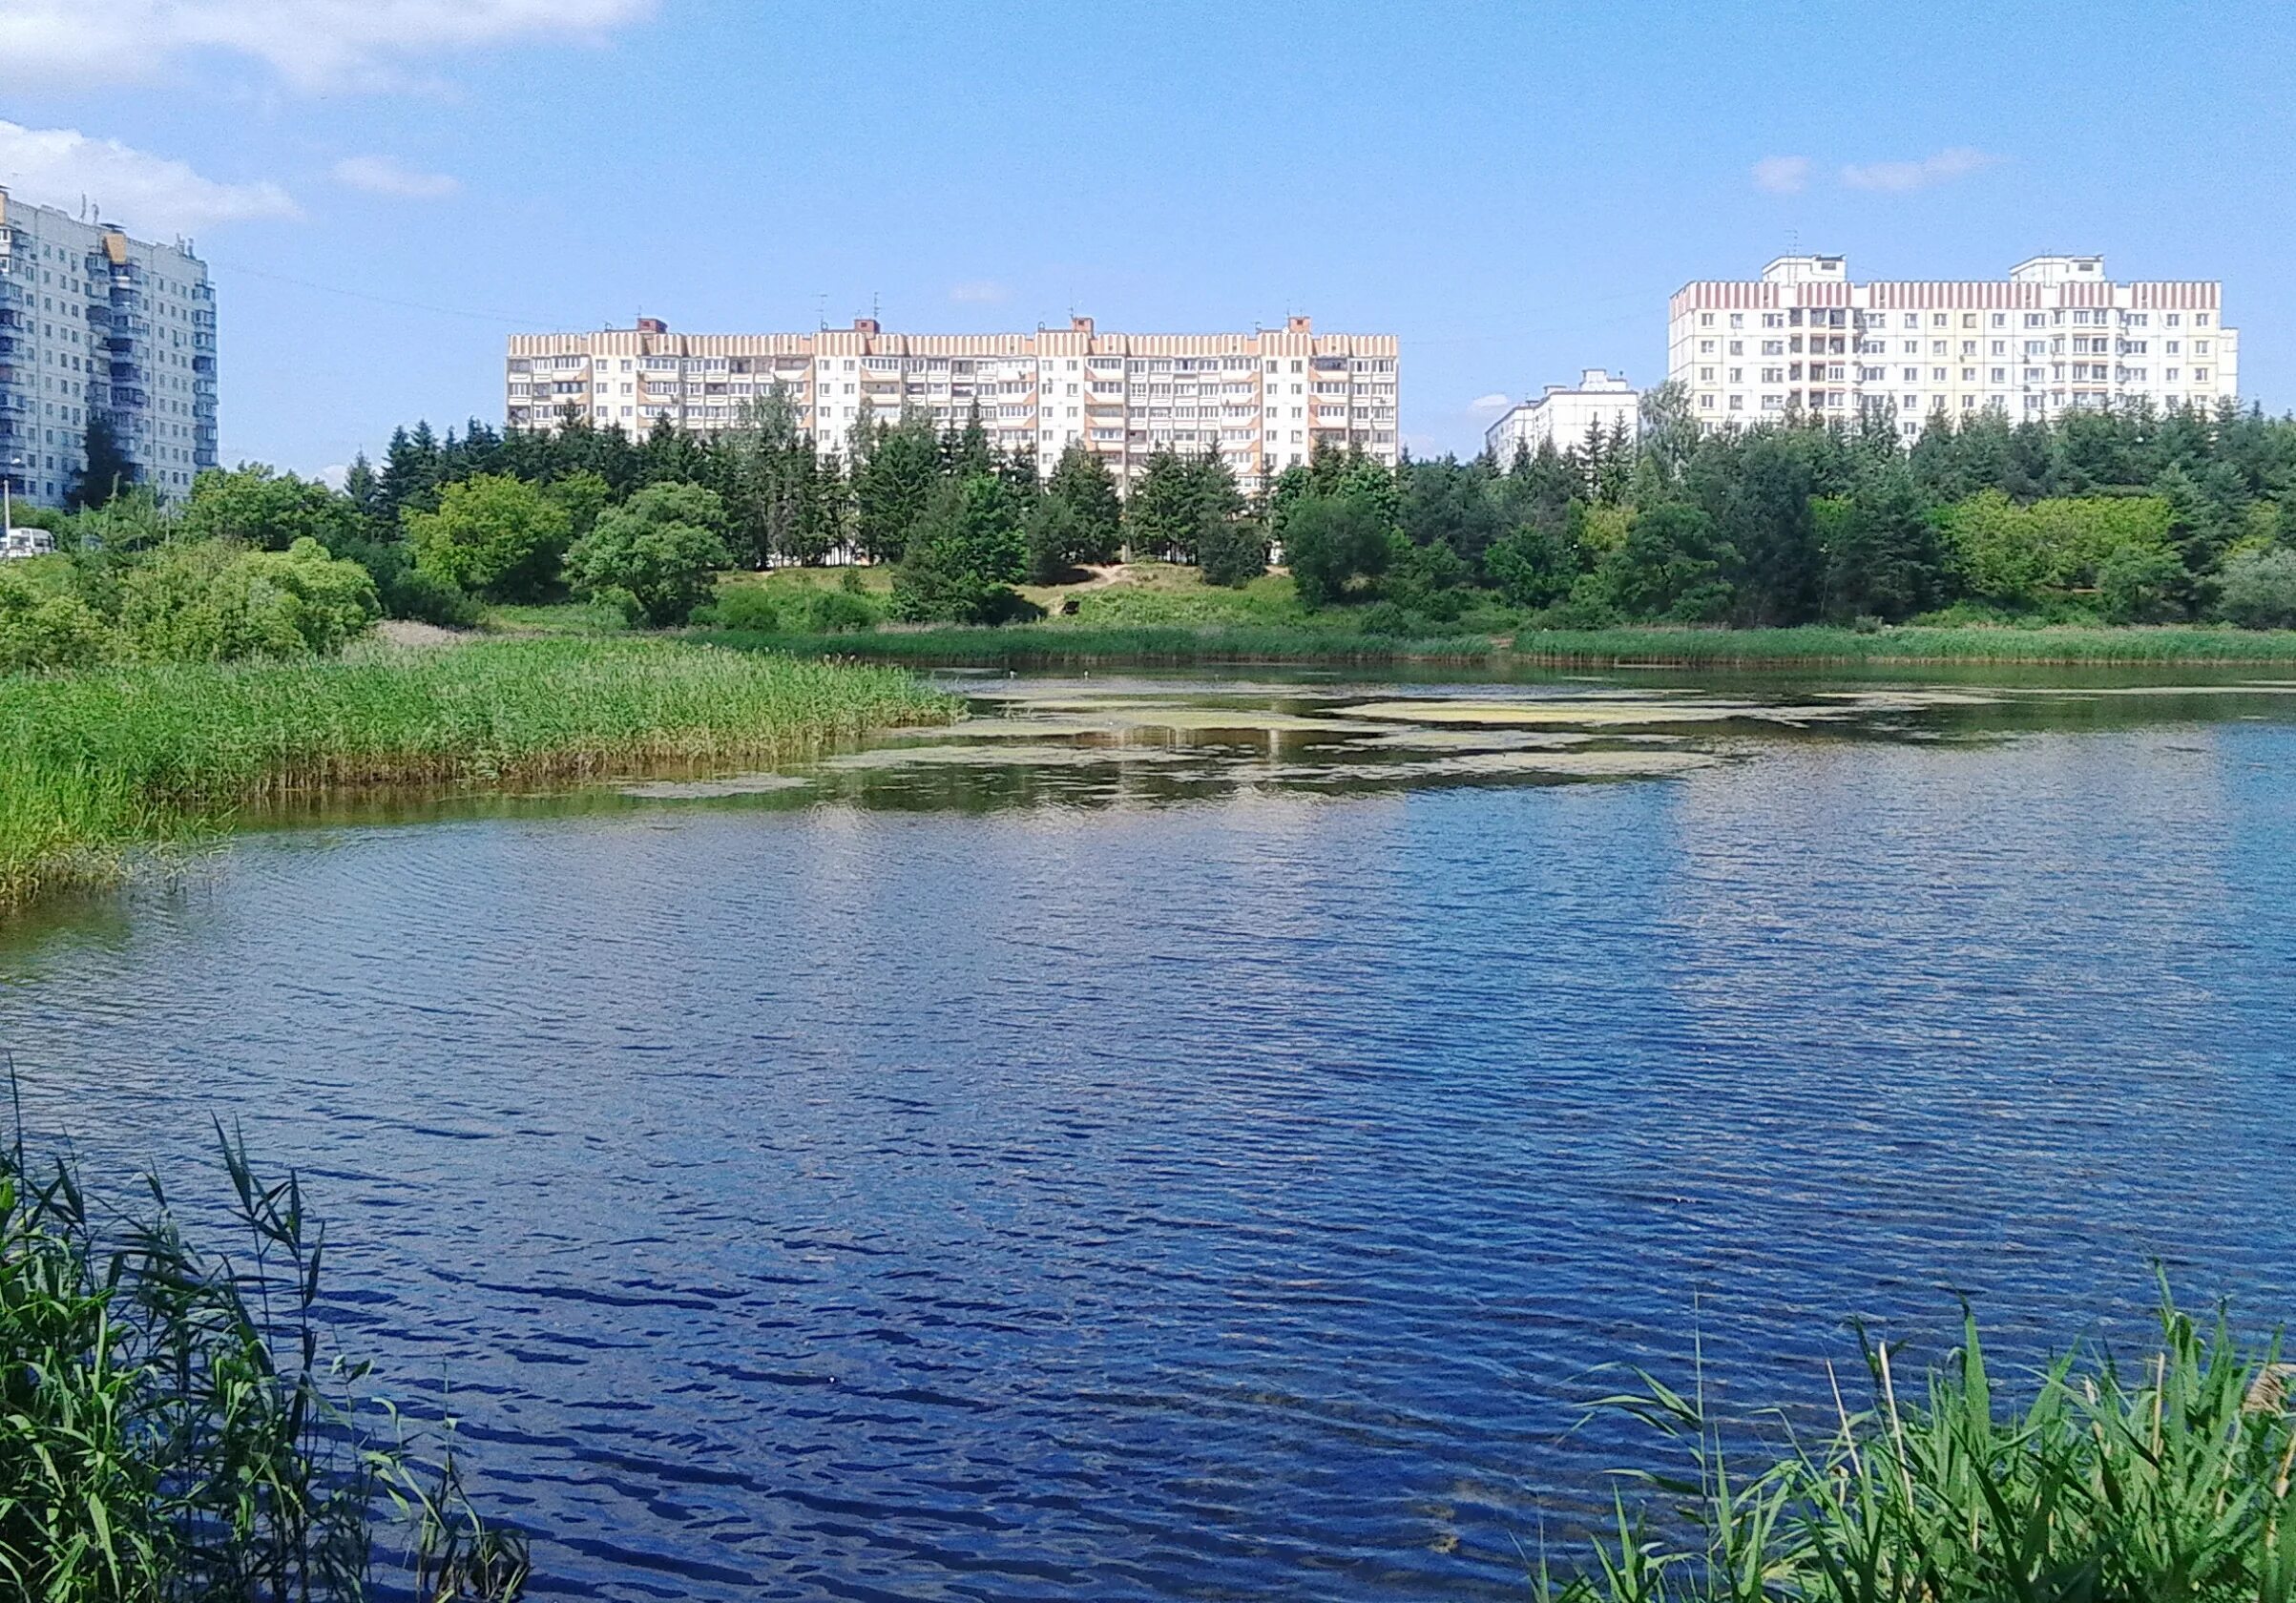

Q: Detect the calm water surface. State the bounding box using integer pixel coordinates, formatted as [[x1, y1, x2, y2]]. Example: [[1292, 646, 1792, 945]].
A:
[[3, 665, 2294, 1600]]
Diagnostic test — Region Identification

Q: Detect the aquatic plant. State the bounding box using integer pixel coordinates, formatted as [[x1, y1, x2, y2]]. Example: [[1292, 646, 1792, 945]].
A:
[[0, 1094, 528, 1600], [1540, 1292, 2296, 1602], [0, 636, 955, 910]]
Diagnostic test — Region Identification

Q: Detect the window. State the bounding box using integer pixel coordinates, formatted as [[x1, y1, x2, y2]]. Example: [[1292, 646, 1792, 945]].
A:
[[1699, 340, 1715, 354], [1729, 313, 1744, 329], [1728, 394, 1744, 410], [1727, 340, 1743, 355], [1992, 368, 2007, 383], [2195, 367, 2209, 382], [1762, 339, 1784, 355], [2166, 313, 2181, 327], [1700, 312, 1714, 326], [2196, 312, 2211, 326], [1932, 313, 1948, 328], [1903, 314, 1918, 329]]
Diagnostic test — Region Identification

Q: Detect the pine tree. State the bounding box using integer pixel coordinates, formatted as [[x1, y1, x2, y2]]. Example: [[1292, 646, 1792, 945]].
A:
[[65, 416, 137, 511]]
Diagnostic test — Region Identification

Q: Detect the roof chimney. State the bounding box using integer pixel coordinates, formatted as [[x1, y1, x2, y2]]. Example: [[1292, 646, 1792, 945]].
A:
[[1286, 315, 1312, 334], [853, 316, 880, 335], [1070, 314, 1094, 333], [635, 316, 668, 334]]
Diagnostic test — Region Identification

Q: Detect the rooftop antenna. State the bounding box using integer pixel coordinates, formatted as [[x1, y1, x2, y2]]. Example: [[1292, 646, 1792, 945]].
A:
[[815, 292, 826, 329], [871, 290, 881, 323]]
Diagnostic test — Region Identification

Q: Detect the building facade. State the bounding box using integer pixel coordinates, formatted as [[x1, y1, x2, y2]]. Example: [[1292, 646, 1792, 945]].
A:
[[0, 187, 216, 507], [1483, 368, 1640, 460], [505, 314, 1399, 488], [1667, 255, 2236, 436]]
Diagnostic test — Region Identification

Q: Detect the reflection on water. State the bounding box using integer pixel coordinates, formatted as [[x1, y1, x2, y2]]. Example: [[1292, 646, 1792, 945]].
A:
[[2, 666, 2293, 1602]]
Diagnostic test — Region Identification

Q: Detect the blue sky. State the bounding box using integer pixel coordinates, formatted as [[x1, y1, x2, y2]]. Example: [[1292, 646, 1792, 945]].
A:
[[3, 0, 2290, 478]]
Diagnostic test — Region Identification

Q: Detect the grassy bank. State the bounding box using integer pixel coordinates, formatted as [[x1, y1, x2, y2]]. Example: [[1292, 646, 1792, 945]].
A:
[[704, 619, 2296, 669], [0, 636, 953, 909], [699, 622, 1499, 667]]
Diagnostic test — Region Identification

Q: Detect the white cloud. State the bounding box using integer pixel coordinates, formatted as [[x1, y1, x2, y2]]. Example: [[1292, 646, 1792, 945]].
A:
[[948, 280, 1010, 304], [331, 155, 459, 199], [0, 0, 657, 93], [315, 463, 350, 490], [0, 119, 298, 234], [1469, 392, 1511, 412], [1751, 155, 1812, 195], [1840, 146, 2001, 193]]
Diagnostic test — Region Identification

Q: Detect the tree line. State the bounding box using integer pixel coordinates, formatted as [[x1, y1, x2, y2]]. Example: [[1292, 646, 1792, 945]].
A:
[[31, 385, 2296, 636]]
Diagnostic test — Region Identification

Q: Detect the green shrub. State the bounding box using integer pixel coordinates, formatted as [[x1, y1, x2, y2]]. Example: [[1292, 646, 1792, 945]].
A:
[[115, 538, 381, 663], [0, 561, 111, 672], [563, 483, 733, 627], [2218, 548, 2296, 630], [405, 474, 573, 603], [804, 587, 882, 633], [699, 586, 784, 632]]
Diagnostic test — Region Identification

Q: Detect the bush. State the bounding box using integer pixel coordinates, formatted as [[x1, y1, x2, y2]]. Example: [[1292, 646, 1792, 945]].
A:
[[327, 531, 481, 629], [563, 482, 733, 627], [405, 474, 573, 603], [115, 538, 381, 662], [699, 586, 783, 632], [805, 587, 883, 633], [2218, 548, 2296, 629], [0, 560, 111, 672], [1197, 516, 1271, 589]]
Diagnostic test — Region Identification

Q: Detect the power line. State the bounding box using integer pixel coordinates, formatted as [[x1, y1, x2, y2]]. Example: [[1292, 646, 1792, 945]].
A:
[[195, 256, 577, 329]]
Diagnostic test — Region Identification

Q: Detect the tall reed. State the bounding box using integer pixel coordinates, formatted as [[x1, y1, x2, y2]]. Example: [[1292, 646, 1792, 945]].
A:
[[0, 637, 955, 909], [1544, 1292, 2296, 1601], [0, 1092, 527, 1600]]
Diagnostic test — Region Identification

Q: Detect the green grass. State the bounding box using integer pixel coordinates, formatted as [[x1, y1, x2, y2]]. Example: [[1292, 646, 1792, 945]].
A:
[[698, 623, 1499, 666], [0, 636, 954, 910], [706, 619, 2296, 669], [1546, 1288, 2296, 1602], [1500, 623, 2296, 665], [480, 599, 634, 635]]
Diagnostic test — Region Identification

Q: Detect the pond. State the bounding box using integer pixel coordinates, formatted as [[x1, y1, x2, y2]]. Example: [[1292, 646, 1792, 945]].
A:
[[4, 663, 2293, 1600]]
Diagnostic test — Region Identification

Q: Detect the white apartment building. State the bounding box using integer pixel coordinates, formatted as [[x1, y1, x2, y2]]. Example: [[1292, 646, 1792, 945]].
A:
[[0, 187, 217, 506], [1668, 255, 2237, 435], [1483, 368, 1640, 460], [506, 314, 1400, 488]]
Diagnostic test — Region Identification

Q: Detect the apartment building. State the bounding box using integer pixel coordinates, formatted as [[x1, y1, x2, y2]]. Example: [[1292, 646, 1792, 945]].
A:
[[505, 314, 1400, 488], [1483, 368, 1640, 460], [1667, 255, 2236, 435], [0, 187, 217, 507]]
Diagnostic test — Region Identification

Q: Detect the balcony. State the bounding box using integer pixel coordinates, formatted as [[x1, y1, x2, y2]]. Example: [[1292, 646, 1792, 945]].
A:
[[0, 391, 29, 414], [0, 281, 24, 306], [192, 354, 215, 375], [86, 303, 112, 327], [192, 332, 215, 352], [110, 385, 149, 409]]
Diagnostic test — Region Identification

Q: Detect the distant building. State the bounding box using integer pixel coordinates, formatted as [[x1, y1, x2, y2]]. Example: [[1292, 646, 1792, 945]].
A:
[[0, 187, 216, 507], [506, 314, 1400, 489], [1668, 254, 2237, 436], [1483, 369, 1640, 461]]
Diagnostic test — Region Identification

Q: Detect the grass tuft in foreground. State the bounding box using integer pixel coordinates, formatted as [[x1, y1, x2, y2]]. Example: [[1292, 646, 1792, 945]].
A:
[[0, 636, 955, 910], [0, 1104, 528, 1600], [1545, 1290, 2296, 1601]]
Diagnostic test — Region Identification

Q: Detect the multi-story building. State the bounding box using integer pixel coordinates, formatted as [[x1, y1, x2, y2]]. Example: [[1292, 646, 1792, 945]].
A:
[[0, 187, 216, 507], [1483, 368, 1640, 461], [1667, 255, 2236, 436], [505, 314, 1399, 489]]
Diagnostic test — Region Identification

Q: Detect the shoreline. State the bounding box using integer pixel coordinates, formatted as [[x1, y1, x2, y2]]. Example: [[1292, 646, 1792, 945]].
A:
[[702, 620, 2296, 670]]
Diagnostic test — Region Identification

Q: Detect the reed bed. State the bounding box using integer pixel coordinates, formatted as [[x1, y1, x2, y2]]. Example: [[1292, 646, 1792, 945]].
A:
[[1546, 1294, 2296, 1602], [0, 1108, 528, 1600], [0, 637, 954, 909]]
